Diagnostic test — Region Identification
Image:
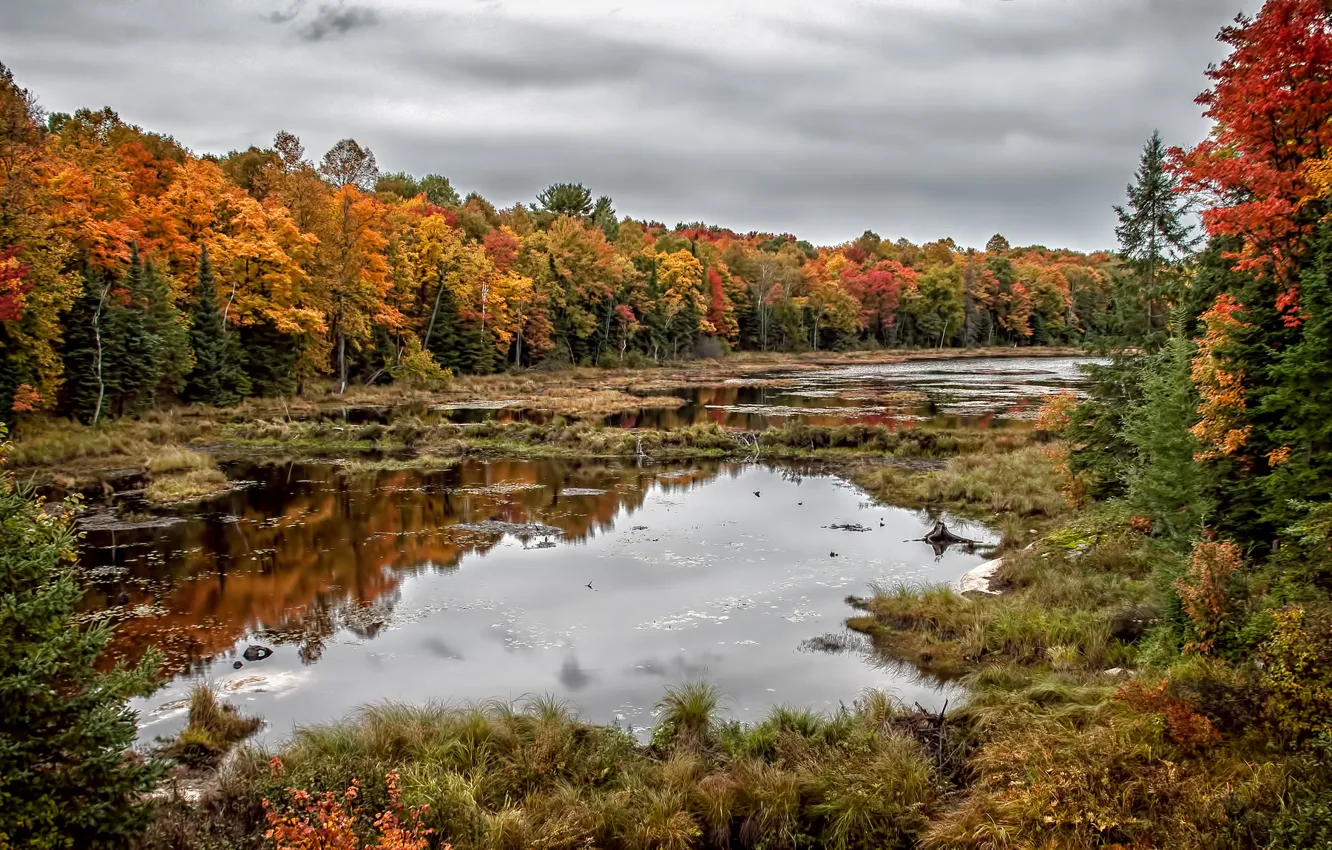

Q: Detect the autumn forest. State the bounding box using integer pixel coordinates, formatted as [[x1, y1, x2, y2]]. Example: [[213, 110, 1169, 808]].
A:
[[0, 62, 1145, 423]]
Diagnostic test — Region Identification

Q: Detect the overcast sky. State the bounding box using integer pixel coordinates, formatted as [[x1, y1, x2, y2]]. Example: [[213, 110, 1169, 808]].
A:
[[1, 0, 1250, 251]]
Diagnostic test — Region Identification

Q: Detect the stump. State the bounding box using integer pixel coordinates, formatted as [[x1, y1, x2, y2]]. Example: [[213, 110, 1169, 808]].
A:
[[920, 521, 979, 546]]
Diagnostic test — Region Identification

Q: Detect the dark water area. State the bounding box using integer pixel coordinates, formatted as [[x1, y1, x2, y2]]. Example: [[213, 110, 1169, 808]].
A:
[[78, 458, 994, 743]]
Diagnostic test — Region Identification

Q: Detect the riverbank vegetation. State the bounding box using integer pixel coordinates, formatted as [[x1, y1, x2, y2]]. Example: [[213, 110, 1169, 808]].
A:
[[848, 2, 1332, 845], [158, 686, 261, 769], [0, 435, 164, 849], [13, 413, 1046, 494], [142, 688, 947, 850]]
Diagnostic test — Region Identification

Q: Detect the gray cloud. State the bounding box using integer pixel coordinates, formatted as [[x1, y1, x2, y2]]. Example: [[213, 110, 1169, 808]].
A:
[[0, 0, 1253, 250], [267, 3, 304, 25], [295, 3, 380, 41]]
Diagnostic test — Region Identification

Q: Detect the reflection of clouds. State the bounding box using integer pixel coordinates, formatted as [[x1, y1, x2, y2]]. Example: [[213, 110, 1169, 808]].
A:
[[630, 652, 721, 679], [558, 655, 593, 691], [421, 636, 463, 661]]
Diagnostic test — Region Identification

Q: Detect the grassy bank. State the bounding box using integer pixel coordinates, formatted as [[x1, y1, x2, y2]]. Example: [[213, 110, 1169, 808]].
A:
[[143, 686, 947, 850], [836, 476, 1330, 848]]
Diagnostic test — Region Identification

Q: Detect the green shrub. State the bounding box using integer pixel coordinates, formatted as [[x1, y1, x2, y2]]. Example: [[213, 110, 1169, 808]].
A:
[[1261, 604, 1332, 742], [0, 438, 164, 849]]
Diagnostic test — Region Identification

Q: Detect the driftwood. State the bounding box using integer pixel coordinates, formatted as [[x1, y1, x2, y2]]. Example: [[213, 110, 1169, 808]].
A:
[[732, 431, 761, 461]]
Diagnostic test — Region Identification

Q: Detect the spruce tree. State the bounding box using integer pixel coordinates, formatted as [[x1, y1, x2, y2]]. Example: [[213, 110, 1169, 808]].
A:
[[183, 247, 249, 406], [1114, 130, 1198, 340], [238, 321, 299, 398], [423, 278, 464, 373], [1125, 336, 1214, 544], [1262, 224, 1332, 534], [0, 441, 164, 847], [102, 246, 159, 417], [461, 319, 494, 375], [1189, 240, 1292, 547], [363, 324, 397, 384], [140, 257, 191, 404], [58, 269, 112, 424]]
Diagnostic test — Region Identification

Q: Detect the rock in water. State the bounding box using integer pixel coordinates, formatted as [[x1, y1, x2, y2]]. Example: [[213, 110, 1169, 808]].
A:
[[242, 645, 273, 662]]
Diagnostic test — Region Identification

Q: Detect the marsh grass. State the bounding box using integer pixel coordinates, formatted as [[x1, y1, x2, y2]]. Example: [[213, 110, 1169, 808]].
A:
[[140, 690, 946, 850], [159, 686, 262, 768], [147, 446, 214, 474], [143, 468, 229, 503], [854, 444, 1070, 521], [921, 673, 1292, 850], [848, 523, 1152, 681], [9, 418, 207, 471], [653, 682, 724, 752]]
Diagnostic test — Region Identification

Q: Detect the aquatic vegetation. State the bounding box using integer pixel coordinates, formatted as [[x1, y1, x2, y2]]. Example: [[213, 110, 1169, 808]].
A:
[[144, 468, 229, 504], [146, 446, 215, 475], [853, 443, 1070, 521], [159, 685, 262, 768]]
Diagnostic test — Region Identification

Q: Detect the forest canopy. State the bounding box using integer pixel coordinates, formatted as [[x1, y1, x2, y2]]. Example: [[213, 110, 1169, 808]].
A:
[[0, 63, 1138, 422]]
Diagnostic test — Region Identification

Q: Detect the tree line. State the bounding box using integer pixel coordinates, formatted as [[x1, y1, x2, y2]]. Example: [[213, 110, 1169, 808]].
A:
[[0, 64, 1160, 423]]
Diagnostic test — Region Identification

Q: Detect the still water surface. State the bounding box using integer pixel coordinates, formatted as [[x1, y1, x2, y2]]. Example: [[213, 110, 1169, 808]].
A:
[[80, 356, 1097, 742], [79, 459, 992, 742]]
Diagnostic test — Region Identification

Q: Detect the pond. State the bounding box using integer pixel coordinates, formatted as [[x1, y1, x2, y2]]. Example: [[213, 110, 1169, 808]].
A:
[[78, 458, 995, 743], [433, 355, 1099, 430]]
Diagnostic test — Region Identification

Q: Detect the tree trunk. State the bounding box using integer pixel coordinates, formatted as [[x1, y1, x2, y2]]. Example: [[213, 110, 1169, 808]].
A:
[[338, 331, 347, 393], [91, 281, 110, 425], [423, 268, 445, 349]]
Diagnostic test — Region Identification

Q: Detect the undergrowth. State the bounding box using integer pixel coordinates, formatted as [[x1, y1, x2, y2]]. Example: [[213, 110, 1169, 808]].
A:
[[140, 689, 945, 850]]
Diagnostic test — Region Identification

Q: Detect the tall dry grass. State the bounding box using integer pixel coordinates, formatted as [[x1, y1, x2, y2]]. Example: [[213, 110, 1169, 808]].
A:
[[141, 690, 943, 850]]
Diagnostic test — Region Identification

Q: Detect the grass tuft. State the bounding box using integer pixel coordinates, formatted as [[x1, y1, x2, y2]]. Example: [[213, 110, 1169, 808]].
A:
[[159, 685, 261, 768]]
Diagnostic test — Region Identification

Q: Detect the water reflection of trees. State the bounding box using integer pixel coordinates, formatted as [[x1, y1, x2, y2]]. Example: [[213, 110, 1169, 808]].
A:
[[80, 459, 726, 674]]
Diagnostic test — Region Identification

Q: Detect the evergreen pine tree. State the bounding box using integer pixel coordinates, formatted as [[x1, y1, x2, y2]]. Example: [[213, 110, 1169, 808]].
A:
[[1114, 130, 1198, 340], [238, 321, 299, 397], [102, 246, 159, 417], [1261, 224, 1332, 533], [423, 278, 464, 373], [184, 246, 249, 406], [363, 324, 397, 384], [461, 319, 494, 375], [675, 294, 701, 358], [0, 442, 165, 847], [1125, 336, 1215, 544], [1030, 312, 1050, 346], [141, 257, 191, 404], [1188, 240, 1293, 547], [58, 269, 112, 424], [0, 328, 22, 427]]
